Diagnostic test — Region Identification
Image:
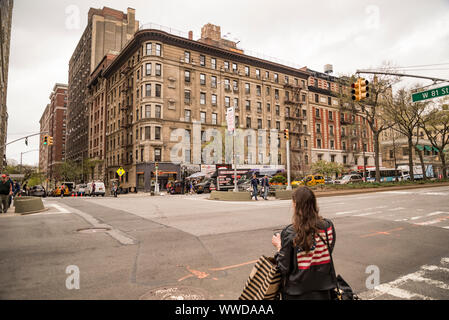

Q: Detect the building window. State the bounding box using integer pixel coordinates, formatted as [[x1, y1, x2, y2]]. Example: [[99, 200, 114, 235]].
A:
[[328, 97, 332, 105], [145, 63, 152, 76], [258, 119, 262, 129], [233, 98, 239, 108], [145, 84, 151, 97], [155, 44, 161, 56], [145, 126, 151, 140], [201, 111, 206, 124], [274, 73, 279, 83], [246, 117, 251, 128], [200, 73, 206, 85], [184, 51, 190, 63], [224, 61, 229, 71], [146, 43, 152, 55], [184, 90, 191, 104], [200, 92, 206, 105], [343, 155, 347, 164], [245, 83, 250, 94], [232, 63, 238, 72], [155, 63, 161, 76], [285, 107, 290, 117], [245, 66, 250, 76], [274, 89, 279, 100], [155, 127, 161, 140], [155, 84, 161, 97], [275, 105, 280, 116], [267, 119, 271, 128], [212, 113, 217, 125], [317, 139, 322, 149], [225, 96, 230, 107], [329, 125, 334, 136], [285, 75, 289, 84], [155, 105, 161, 119], [316, 123, 321, 134], [235, 116, 239, 127], [267, 103, 271, 112], [266, 86, 270, 96], [154, 148, 161, 161], [211, 58, 216, 69], [342, 141, 346, 151], [184, 70, 190, 83], [315, 108, 320, 118], [256, 69, 260, 79], [330, 140, 335, 149], [233, 80, 238, 91], [331, 154, 335, 162], [246, 100, 251, 111], [257, 102, 262, 113], [200, 55, 205, 66], [211, 76, 217, 88], [185, 109, 191, 122], [256, 85, 261, 96], [329, 110, 333, 120], [211, 94, 217, 106], [276, 121, 280, 130]]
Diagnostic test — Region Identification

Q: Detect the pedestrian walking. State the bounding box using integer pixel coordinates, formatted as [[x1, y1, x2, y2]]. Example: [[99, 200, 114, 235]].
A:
[[7, 176, 14, 208], [60, 184, 65, 198], [0, 174, 12, 213], [112, 184, 118, 198], [250, 174, 259, 200], [261, 175, 270, 200], [271, 186, 336, 300], [13, 180, 20, 197], [92, 182, 96, 196]]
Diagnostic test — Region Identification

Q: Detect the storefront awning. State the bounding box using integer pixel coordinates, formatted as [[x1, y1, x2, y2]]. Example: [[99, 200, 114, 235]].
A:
[[424, 145, 432, 151], [416, 145, 424, 151], [433, 147, 440, 152]]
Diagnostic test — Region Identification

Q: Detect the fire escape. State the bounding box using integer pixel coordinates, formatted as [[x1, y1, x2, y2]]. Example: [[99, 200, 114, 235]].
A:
[[284, 82, 310, 176], [120, 64, 134, 168]]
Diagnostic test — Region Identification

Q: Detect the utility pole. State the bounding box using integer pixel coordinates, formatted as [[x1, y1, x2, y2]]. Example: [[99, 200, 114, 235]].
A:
[[284, 129, 291, 190]]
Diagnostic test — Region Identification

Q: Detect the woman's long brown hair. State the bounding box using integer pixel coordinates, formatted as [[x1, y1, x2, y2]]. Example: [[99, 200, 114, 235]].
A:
[[291, 187, 323, 253]]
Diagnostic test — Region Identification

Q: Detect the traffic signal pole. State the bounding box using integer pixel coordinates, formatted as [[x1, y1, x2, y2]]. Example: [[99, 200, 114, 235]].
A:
[[286, 138, 291, 190]]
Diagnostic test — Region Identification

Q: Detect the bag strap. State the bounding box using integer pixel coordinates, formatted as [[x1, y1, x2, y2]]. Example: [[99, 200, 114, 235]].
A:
[[316, 225, 340, 294]]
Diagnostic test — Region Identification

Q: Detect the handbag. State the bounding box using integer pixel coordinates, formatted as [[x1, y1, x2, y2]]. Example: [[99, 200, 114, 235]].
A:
[[239, 255, 282, 300], [317, 231, 360, 300]]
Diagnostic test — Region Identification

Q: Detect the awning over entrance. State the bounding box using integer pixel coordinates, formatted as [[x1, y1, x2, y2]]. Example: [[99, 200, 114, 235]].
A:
[[416, 145, 424, 151], [424, 145, 432, 152]]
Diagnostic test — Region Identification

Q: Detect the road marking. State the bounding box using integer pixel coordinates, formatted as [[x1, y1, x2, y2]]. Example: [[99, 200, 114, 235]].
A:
[[421, 265, 449, 273], [414, 216, 449, 226], [387, 207, 406, 211], [209, 259, 259, 272], [443, 226, 449, 230], [426, 211, 448, 217], [410, 216, 423, 220], [354, 211, 382, 217], [57, 203, 137, 246], [48, 204, 70, 213], [360, 227, 404, 238], [371, 283, 433, 300], [335, 210, 358, 215]]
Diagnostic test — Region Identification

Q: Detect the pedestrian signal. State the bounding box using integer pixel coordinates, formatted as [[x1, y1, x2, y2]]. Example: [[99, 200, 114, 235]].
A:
[[48, 136, 54, 145]]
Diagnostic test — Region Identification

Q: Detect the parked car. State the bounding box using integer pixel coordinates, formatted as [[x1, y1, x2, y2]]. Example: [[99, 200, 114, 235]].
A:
[[324, 177, 334, 184], [86, 181, 106, 196], [75, 184, 87, 196], [194, 179, 215, 194], [29, 185, 46, 197], [292, 175, 325, 187], [334, 174, 363, 184]]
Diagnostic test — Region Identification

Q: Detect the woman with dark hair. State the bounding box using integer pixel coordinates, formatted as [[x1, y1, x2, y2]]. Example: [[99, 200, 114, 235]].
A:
[[272, 186, 336, 300]]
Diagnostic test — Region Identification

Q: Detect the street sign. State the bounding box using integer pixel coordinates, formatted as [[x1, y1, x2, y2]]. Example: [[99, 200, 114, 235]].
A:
[[412, 85, 449, 102], [116, 167, 125, 177]]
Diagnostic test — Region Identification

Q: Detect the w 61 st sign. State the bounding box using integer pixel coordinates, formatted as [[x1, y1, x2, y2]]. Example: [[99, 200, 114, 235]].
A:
[[412, 85, 449, 102]]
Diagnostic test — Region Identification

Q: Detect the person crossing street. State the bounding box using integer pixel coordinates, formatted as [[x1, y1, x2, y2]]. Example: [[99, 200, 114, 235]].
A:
[[261, 175, 270, 200], [0, 174, 13, 213], [250, 174, 259, 201]]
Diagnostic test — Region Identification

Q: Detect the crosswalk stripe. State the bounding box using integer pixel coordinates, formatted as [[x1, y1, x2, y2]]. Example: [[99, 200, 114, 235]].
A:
[[372, 283, 433, 300], [421, 265, 449, 273], [354, 211, 382, 217]]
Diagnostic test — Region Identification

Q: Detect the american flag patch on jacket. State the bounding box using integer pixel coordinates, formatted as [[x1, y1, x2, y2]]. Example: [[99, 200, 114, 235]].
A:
[[297, 227, 333, 270]]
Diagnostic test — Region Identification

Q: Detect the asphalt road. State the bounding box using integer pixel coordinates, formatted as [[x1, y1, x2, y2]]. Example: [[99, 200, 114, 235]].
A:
[[0, 186, 448, 300]]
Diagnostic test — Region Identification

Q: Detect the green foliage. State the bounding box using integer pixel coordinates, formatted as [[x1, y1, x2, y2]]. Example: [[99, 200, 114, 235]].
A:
[[311, 160, 344, 177], [270, 175, 286, 184]]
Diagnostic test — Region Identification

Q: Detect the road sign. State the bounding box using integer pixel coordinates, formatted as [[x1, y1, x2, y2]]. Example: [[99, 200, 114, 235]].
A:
[[412, 85, 449, 102], [116, 167, 125, 177]]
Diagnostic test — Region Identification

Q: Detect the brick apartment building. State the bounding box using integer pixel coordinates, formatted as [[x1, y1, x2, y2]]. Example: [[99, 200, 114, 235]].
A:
[[98, 23, 316, 191], [305, 68, 376, 171], [66, 7, 139, 166], [39, 84, 68, 187]]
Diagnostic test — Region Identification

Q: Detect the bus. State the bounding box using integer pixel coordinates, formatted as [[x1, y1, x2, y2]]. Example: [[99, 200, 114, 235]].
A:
[[365, 168, 407, 182]]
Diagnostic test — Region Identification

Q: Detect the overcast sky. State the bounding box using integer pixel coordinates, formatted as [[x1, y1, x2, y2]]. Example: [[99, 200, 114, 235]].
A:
[[6, 0, 449, 165]]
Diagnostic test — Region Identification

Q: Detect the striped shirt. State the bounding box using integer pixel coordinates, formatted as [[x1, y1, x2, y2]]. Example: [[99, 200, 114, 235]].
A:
[[297, 227, 334, 270]]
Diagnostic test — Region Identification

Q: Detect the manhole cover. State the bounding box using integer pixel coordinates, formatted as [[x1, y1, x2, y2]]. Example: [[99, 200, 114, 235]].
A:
[[77, 227, 111, 233], [139, 286, 208, 300]]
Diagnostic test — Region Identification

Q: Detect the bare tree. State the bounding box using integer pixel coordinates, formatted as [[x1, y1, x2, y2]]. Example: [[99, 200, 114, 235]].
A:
[[420, 104, 449, 179], [337, 73, 399, 182], [383, 88, 428, 181]]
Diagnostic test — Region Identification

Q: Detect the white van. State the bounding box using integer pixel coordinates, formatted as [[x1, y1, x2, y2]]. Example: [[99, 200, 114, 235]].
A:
[[86, 181, 106, 197]]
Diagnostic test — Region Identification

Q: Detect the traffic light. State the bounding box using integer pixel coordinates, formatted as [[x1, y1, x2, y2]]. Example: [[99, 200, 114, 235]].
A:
[[284, 129, 289, 140], [155, 162, 159, 170], [351, 78, 369, 101], [360, 79, 369, 100], [43, 135, 48, 145], [48, 136, 54, 145]]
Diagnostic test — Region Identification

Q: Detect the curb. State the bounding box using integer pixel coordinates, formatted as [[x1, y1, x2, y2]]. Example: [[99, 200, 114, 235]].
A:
[[313, 182, 449, 198]]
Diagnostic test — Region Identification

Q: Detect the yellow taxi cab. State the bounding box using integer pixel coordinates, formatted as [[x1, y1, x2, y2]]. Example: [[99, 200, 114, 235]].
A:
[[293, 175, 325, 187]]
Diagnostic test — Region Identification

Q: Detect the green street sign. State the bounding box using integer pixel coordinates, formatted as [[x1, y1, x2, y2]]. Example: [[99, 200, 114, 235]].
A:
[[412, 85, 449, 102]]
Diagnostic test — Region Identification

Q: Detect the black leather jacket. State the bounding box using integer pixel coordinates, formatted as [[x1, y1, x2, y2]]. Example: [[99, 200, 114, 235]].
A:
[[274, 218, 336, 296]]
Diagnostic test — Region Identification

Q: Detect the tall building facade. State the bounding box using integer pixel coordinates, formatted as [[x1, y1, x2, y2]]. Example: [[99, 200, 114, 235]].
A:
[[0, 0, 13, 169], [100, 23, 311, 191], [306, 68, 376, 172], [66, 7, 139, 165], [39, 84, 68, 187]]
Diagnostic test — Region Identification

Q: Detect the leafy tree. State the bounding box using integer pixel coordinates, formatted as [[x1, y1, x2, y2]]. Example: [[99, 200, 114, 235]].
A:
[[311, 160, 344, 177]]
